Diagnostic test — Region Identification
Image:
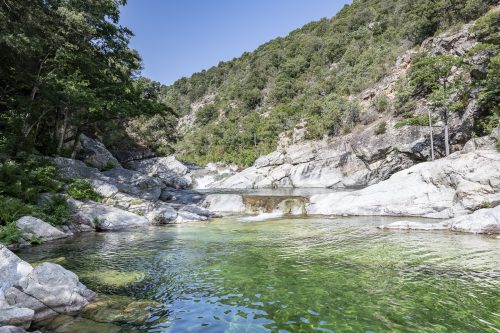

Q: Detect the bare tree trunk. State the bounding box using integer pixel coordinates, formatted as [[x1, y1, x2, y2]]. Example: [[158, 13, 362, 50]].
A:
[[444, 109, 450, 156], [70, 128, 81, 159], [56, 107, 69, 154], [428, 109, 435, 161]]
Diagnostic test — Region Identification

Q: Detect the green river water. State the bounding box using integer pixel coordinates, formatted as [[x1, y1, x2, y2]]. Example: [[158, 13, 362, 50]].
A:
[[16, 216, 500, 333]]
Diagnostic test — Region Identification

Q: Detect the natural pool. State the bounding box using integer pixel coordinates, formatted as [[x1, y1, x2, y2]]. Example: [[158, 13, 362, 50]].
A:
[[17, 216, 500, 333]]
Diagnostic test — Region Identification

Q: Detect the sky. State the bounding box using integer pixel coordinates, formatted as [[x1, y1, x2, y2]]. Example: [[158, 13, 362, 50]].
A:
[[120, 0, 351, 85]]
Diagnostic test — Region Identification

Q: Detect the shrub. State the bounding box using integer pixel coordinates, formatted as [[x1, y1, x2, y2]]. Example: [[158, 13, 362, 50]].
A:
[[496, 141, 500, 152], [0, 157, 63, 203], [0, 196, 35, 226], [395, 115, 429, 129], [480, 201, 492, 209], [374, 94, 389, 113], [67, 179, 103, 202], [374, 121, 387, 135], [37, 196, 71, 226], [101, 160, 118, 172], [0, 222, 22, 245]]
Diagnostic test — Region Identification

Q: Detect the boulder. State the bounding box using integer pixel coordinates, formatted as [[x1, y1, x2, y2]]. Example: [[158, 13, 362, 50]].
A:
[[69, 199, 150, 230], [75, 134, 121, 170], [126, 156, 192, 189], [102, 168, 163, 200], [15, 217, 68, 242], [449, 206, 500, 234], [0, 307, 35, 329], [307, 150, 500, 218], [379, 221, 448, 231], [0, 245, 33, 292], [4, 263, 95, 322], [0, 326, 39, 333]]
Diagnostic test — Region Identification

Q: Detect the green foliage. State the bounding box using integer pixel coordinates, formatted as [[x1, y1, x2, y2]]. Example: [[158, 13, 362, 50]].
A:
[[395, 116, 429, 129], [0, 2, 172, 156], [496, 141, 500, 152], [67, 179, 103, 202], [480, 201, 492, 209], [100, 160, 118, 172], [0, 222, 22, 245], [374, 121, 387, 135], [37, 196, 71, 226], [0, 196, 34, 226], [195, 104, 219, 126], [374, 94, 389, 113], [0, 157, 63, 203]]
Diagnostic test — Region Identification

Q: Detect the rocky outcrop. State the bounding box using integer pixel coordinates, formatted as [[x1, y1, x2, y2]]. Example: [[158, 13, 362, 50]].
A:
[[380, 206, 500, 234], [75, 134, 121, 170], [69, 199, 150, 231], [212, 124, 435, 189], [307, 150, 500, 218], [126, 156, 192, 189], [0, 245, 94, 330], [54, 157, 163, 200], [190, 163, 238, 189], [15, 217, 68, 242]]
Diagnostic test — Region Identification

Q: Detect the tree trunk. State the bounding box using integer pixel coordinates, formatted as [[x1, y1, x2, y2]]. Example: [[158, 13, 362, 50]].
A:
[[56, 107, 69, 154], [70, 128, 81, 159], [428, 109, 435, 161], [444, 109, 450, 156]]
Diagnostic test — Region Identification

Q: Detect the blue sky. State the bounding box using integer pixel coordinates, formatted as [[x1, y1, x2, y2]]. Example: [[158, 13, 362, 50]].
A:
[[120, 0, 351, 85]]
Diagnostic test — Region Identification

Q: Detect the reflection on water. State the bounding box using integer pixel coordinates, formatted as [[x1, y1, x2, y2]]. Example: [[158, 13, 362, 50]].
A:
[[17, 216, 500, 333]]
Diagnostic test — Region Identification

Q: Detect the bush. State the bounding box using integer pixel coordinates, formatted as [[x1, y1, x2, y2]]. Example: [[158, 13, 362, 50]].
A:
[[67, 179, 103, 202], [0, 222, 22, 245], [374, 121, 387, 135], [480, 201, 492, 209], [0, 157, 63, 203], [374, 94, 389, 113], [37, 196, 71, 226], [395, 115, 429, 129], [0, 196, 35, 226]]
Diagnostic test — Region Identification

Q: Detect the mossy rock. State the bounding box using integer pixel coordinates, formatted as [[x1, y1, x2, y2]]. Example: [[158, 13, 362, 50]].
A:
[[32, 256, 67, 267], [36, 314, 139, 333], [83, 294, 160, 326], [80, 269, 145, 287]]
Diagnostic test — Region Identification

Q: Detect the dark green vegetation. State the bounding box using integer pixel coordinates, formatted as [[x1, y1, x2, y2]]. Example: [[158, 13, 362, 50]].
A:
[[0, 0, 171, 244], [17, 217, 500, 332], [0, 0, 172, 157], [161, 0, 497, 166]]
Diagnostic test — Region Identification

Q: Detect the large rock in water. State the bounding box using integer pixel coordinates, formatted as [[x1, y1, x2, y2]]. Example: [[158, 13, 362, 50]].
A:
[[4, 263, 96, 322], [380, 206, 500, 234], [126, 156, 192, 189], [0, 245, 94, 328], [75, 134, 121, 170], [15, 216, 68, 242], [69, 199, 150, 230], [307, 150, 500, 218]]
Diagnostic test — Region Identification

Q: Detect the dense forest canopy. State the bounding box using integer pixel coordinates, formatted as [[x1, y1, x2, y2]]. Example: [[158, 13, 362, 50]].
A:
[[161, 0, 498, 166], [0, 0, 170, 157]]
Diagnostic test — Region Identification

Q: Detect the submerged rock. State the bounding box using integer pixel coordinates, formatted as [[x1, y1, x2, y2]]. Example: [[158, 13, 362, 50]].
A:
[[307, 150, 500, 219], [80, 270, 145, 288], [15, 216, 68, 242]]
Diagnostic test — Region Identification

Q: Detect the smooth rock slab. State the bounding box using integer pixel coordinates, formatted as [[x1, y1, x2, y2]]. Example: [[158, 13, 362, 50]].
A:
[[126, 156, 192, 189], [75, 134, 121, 170], [449, 206, 500, 234], [15, 216, 68, 242], [69, 199, 150, 230]]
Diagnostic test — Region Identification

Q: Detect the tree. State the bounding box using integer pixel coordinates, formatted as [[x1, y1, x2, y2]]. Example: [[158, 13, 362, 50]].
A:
[[410, 54, 457, 157]]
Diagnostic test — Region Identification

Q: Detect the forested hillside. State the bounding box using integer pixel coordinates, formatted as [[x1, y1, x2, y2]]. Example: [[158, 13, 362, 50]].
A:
[[159, 0, 498, 166]]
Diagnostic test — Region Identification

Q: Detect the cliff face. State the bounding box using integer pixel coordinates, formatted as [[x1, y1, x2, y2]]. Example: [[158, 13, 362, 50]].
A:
[[208, 19, 495, 189]]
